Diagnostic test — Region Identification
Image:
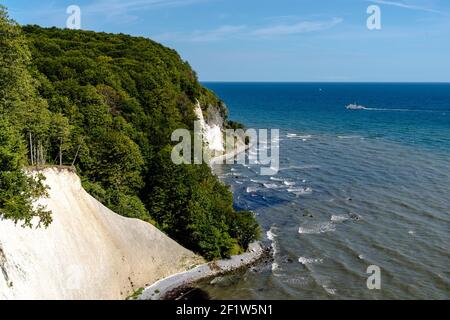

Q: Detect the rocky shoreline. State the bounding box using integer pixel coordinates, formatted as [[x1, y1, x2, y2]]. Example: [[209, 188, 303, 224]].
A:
[[139, 242, 272, 300]]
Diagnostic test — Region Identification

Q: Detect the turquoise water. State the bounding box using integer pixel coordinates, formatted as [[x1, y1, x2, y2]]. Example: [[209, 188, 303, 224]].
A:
[[200, 83, 450, 299]]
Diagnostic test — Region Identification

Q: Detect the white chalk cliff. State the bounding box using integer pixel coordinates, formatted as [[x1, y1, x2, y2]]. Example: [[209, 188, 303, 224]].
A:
[[194, 102, 248, 167], [194, 101, 225, 156], [0, 168, 202, 300]]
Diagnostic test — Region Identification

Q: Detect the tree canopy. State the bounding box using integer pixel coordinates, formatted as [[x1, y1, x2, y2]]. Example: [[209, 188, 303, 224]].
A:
[[0, 5, 259, 259], [0, 6, 51, 228]]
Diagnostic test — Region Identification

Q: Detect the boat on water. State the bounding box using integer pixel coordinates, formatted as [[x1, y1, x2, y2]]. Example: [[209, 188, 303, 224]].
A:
[[346, 103, 367, 110]]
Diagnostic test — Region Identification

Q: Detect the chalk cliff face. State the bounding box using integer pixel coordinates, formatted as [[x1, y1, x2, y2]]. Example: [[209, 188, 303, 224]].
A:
[[194, 101, 225, 156], [0, 168, 202, 300], [195, 102, 248, 167]]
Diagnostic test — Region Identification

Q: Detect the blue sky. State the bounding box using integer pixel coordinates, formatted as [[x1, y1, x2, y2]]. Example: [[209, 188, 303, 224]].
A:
[[3, 0, 450, 82]]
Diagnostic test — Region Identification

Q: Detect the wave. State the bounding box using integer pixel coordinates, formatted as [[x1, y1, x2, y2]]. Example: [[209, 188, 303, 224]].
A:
[[298, 257, 323, 265], [283, 180, 296, 186], [246, 186, 259, 193], [286, 133, 297, 138], [267, 227, 281, 274], [338, 135, 363, 139], [331, 214, 349, 222], [299, 222, 336, 234], [323, 285, 337, 295], [267, 228, 277, 242], [271, 262, 281, 272], [224, 172, 236, 176], [263, 183, 280, 189], [279, 165, 321, 171], [270, 177, 284, 182], [288, 187, 313, 196], [286, 133, 312, 140]]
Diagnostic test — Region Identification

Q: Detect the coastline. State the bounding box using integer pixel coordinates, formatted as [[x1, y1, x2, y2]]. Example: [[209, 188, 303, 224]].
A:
[[138, 242, 270, 300], [137, 105, 264, 301]]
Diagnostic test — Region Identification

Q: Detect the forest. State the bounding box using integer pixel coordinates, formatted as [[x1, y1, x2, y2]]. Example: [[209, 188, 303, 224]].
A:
[[0, 6, 260, 260]]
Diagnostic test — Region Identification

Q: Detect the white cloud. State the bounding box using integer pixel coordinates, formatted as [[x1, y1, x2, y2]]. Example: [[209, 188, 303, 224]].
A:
[[152, 17, 343, 42], [368, 0, 449, 16], [251, 17, 343, 37], [154, 25, 246, 42], [85, 0, 207, 18]]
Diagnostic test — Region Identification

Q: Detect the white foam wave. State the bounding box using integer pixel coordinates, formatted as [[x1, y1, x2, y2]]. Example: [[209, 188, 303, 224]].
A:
[[267, 226, 280, 261], [283, 180, 295, 186], [323, 285, 337, 295], [287, 133, 312, 140], [331, 214, 349, 222], [246, 186, 258, 193], [270, 177, 284, 182], [288, 187, 313, 196], [266, 228, 276, 242], [280, 165, 321, 171], [298, 257, 323, 265], [271, 262, 280, 272], [298, 222, 336, 234], [263, 183, 280, 189], [267, 227, 282, 275], [338, 135, 362, 139]]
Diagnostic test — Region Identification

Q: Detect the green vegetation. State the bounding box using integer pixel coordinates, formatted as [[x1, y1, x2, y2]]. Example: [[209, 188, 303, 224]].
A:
[[126, 287, 145, 300], [0, 6, 51, 228], [0, 6, 259, 259]]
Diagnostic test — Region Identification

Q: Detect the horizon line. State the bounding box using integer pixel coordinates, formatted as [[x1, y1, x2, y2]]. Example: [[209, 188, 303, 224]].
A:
[[201, 81, 450, 84]]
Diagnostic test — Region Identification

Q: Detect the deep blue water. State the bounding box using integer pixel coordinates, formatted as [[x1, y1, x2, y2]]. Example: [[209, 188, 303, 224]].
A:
[[199, 83, 450, 300], [208, 83, 450, 153]]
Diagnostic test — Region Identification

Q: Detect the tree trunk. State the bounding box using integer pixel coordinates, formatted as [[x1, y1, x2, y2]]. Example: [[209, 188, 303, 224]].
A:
[[41, 142, 45, 165], [72, 145, 81, 166], [59, 137, 63, 166], [29, 132, 34, 166], [36, 141, 39, 165]]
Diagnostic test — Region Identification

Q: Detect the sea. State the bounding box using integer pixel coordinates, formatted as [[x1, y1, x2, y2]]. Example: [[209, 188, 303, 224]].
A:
[[199, 82, 450, 300]]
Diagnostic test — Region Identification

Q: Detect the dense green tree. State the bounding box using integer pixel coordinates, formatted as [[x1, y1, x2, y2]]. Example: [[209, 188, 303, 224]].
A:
[[0, 6, 51, 227], [0, 118, 51, 227], [0, 5, 259, 258]]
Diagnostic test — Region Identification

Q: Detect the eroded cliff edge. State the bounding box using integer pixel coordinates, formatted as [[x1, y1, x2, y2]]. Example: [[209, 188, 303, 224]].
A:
[[0, 168, 203, 300]]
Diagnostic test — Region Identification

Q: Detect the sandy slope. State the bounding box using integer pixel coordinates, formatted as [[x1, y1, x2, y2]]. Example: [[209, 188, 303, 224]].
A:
[[0, 168, 202, 300]]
